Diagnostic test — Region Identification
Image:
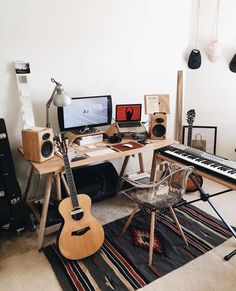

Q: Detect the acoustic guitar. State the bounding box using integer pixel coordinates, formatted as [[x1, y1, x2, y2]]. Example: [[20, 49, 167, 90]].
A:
[[55, 134, 104, 260], [186, 109, 203, 192]]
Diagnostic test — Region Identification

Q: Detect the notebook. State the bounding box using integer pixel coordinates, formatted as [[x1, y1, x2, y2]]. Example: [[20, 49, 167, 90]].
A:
[[115, 104, 146, 133]]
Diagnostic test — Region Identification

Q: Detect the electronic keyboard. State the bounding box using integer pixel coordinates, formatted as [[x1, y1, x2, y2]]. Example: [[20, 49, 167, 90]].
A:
[[158, 144, 236, 184]]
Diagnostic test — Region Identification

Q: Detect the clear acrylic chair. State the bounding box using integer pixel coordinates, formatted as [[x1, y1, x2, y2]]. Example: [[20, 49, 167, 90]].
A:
[[121, 165, 194, 266]]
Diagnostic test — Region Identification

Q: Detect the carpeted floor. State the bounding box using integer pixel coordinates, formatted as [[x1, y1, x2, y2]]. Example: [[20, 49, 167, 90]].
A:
[[43, 204, 234, 291], [1, 179, 236, 291]]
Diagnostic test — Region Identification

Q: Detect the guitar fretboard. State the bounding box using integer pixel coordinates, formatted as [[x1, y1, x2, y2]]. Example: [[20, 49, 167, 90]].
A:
[[187, 125, 193, 147], [63, 154, 79, 208]]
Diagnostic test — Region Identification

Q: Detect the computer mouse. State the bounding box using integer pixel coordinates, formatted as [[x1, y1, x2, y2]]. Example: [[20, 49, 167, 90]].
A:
[[122, 143, 133, 148]]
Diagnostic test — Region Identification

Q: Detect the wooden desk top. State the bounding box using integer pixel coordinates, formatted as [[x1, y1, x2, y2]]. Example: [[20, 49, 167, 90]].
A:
[[18, 139, 177, 175]]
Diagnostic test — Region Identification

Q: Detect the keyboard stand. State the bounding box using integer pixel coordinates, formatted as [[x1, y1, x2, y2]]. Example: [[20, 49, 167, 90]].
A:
[[174, 173, 236, 261]]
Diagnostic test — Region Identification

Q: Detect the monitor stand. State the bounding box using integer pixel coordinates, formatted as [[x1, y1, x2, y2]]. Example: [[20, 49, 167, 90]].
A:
[[66, 127, 104, 146], [72, 127, 101, 136]]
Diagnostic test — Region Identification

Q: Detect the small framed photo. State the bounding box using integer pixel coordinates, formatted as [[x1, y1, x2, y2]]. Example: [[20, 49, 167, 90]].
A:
[[182, 126, 217, 154], [144, 94, 170, 114], [14, 62, 30, 74]]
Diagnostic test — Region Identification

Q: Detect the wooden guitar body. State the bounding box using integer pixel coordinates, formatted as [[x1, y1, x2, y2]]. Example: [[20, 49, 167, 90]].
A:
[[58, 194, 104, 260], [186, 174, 203, 193]]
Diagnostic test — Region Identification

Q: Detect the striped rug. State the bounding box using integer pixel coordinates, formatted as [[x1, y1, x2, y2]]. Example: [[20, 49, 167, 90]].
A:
[[43, 204, 234, 291]]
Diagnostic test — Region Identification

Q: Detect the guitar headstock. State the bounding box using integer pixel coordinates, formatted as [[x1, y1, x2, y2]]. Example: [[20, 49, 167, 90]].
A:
[[186, 109, 196, 126], [54, 133, 68, 155]]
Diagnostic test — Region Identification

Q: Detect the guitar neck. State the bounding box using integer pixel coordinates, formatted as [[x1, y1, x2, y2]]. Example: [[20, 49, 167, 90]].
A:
[[187, 125, 193, 147], [63, 154, 79, 208]]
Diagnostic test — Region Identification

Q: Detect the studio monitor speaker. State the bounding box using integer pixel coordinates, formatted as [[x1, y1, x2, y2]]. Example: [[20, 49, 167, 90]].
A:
[[149, 113, 167, 139], [22, 128, 54, 162]]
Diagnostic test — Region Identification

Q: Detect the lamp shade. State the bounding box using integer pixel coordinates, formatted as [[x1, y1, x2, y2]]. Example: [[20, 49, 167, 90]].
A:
[[46, 78, 71, 128], [53, 84, 71, 107]]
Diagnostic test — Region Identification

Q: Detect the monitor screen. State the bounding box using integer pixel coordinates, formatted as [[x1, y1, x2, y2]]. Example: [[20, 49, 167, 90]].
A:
[[58, 95, 112, 132]]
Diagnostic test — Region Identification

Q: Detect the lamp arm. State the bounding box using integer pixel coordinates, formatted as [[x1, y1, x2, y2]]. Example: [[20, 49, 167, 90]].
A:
[[46, 86, 57, 108], [46, 86, 57, 128]]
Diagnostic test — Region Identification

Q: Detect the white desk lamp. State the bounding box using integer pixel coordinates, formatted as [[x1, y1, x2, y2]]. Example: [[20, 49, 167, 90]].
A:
[[46, 78, 71, 128]]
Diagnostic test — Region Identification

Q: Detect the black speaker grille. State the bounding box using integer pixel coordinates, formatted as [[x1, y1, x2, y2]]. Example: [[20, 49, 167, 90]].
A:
[[41, 141, 53, 158], [152, 124, 166, 137]]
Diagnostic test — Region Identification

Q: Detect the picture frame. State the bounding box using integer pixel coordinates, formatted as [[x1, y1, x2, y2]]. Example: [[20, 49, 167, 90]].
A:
[[14, 62, 30, 74], [144, 94, 170, 114], [182, 126, 217, 154]]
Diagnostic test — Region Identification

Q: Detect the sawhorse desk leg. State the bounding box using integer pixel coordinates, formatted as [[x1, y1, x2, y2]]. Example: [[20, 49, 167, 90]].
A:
[[37, 173, 53, 250], [54, 173, 62, 201], [150, 149, 162, 182], [120, 153, 145, 177], [120, 156, 130, 177], [138, 153, 144, 173], [117, 153, 146, 192], [23, 166, 34, 203]]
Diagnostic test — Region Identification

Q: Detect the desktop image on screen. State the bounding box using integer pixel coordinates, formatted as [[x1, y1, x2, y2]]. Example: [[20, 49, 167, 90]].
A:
[[58, 95, 112, 133]]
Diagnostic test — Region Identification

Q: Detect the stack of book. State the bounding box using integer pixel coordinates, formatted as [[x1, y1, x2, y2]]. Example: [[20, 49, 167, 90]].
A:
[[74, 133, 103, 146]]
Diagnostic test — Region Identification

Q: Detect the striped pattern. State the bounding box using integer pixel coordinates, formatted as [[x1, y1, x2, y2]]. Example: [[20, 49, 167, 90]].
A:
[[43, 204, 234, 291], [177, 205, 233, 238], [101, 239, 146, 289]]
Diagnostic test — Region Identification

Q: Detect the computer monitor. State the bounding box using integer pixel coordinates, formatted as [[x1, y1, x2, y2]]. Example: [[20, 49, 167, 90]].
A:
[[58, 95, 112, 133]]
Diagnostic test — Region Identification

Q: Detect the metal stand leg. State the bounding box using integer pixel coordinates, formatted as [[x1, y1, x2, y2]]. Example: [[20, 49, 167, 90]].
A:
[[189, 174, 236, 261], [207, 198, 236, 239], [224, 249, 236, 261]]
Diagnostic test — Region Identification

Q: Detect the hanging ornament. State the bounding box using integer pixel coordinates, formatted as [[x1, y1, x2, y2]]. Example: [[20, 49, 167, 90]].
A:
[[188, 0, 202, 70], [207, 0, 221, 62], [229, 54, 236, 73]]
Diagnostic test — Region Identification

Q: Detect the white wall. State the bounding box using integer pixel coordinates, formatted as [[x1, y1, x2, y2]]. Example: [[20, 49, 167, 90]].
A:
[[0, 0, 191, 188], [185, 0, 236, 160]]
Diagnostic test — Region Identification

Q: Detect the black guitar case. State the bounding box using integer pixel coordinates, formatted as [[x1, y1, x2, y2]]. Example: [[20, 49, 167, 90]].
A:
[[62, 162, 119, 203], [0, 118, 28, 232]]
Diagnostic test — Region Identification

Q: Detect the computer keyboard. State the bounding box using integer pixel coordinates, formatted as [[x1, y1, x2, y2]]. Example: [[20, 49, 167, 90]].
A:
[[85, 148, 115, 157], [118, 127, 146, 133]]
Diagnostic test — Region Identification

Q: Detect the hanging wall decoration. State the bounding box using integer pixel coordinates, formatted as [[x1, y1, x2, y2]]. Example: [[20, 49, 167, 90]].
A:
[[229, 54, 236, 73], [188, 0, 202, 70], [207, 0, 221, 62]]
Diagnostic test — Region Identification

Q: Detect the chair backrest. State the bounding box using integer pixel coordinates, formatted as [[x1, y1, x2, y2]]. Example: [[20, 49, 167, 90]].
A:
[[157, 166, 194, 194], [122, 166, 194, 209]]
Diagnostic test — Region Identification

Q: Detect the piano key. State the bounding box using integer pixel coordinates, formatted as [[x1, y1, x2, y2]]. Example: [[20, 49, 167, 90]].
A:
[[160, 144, 236, 183]]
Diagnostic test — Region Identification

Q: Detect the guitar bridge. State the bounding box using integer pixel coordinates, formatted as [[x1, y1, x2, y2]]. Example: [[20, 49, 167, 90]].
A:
[[71, 226, 90, 236]]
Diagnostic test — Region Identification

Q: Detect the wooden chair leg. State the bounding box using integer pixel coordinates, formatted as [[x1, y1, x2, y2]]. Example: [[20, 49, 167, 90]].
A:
[[169, 205, 188, 246], [121, 204, 139, 236], [148, 211, 156, 266]]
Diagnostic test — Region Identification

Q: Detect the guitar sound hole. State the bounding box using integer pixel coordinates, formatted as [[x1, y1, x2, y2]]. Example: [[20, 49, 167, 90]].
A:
[[71, 207, 84, 221], [72, 213, 83, 220]]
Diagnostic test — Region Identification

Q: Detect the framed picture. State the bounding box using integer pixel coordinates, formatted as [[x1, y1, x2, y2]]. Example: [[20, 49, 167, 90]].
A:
[[14, 62, 30, 74], [144, 94, 170, 114], [182, 126, 217, 154]]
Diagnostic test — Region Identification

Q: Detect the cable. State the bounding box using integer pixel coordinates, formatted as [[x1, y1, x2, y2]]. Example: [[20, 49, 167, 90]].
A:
[[215, 0, 220, 40], [195, 0, 201, 48]]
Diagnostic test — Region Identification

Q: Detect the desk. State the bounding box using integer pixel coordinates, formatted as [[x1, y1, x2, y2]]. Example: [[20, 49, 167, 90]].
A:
[[19, 138, 176, 249]]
